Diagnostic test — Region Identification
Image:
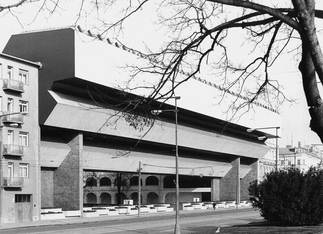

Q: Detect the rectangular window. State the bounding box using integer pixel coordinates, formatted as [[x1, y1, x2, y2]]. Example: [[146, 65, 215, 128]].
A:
[[288, 161, 291, 165], [8, 162, 14, 177], [7, 98, 13, 112], [19, 132, 28, 147], [15, 194, 31, 203], [18, 69, 29, 85], [19, 163, 28, 177], [281, 160, 284, 165], [7, 130, 14, 145], [297, 159, 301, 165], [19, 100, 28, 114], [7, 66, 13, 79], [0, 96, 2, 112]]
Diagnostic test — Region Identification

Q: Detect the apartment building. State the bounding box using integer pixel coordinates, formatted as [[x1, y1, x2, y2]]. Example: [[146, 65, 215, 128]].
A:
[[0, 54, 41, 224], [279, 144, 323, 171]]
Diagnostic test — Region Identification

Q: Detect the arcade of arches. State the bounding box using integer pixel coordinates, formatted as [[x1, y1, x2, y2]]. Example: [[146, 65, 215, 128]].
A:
[[83, 172, 214, 205]]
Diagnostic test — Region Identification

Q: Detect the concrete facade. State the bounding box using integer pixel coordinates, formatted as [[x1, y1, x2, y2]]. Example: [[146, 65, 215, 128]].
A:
[[0, 26, 282, 224]]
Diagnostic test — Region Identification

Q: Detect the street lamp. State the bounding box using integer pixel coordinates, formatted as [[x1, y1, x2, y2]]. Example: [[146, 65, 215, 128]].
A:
[[247, 126, 280, 170], [151, 96, 181, 234]]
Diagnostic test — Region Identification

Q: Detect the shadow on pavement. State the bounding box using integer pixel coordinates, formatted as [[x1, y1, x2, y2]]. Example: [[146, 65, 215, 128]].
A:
[[186, 221, 323, 234]]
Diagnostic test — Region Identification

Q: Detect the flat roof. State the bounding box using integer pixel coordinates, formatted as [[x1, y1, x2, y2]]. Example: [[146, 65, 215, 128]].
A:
[[0, 53, 42, 68]]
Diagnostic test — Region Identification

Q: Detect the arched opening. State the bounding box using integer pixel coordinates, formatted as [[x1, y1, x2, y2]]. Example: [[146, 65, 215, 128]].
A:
[[165, 192, 175, 204], [147, 192, 159, 204], [163, 175, 175, 188], [115, 193, 126, 205], [100, 192, 111, 205], [130, 176, 142, 186], [146, 176, 159, 186], [85, 177, 97, 187], [130, 192, 142, 205], [86, 193, 97, 204], [100, 177, 111, 186], [114, 177, 127, 187]]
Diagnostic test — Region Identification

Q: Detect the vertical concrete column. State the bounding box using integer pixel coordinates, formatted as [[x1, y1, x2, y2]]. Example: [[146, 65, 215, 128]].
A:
[[236, 157, 240, 206], [110, 192, 116, 205], [79, 133, 83, 216], [220, 157, 239, 201], [211, 178, 220, 201], [240, 159, 258, 200], [53, 133, 83, 211], [97, 192, 102, 205], [159, 175, 164, 203], [141, 192, 147, 204]]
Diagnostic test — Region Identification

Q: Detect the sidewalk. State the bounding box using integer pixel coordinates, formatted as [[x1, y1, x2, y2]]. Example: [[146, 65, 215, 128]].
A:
[[0, 207, 254, 230]]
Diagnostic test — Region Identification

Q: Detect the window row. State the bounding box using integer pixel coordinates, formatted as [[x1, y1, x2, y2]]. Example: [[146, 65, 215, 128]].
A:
[[0, 97, 29, 113], [8, 162, 29, 178], [8, 130, 29, 146], [280, 159, 305, 166], [0, 64, 29, 85]]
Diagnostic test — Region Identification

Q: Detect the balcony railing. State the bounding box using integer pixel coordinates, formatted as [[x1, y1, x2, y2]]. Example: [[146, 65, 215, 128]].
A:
[[3, 144, 24, 157], [3, 177, 24, 188], [3, 79, 24, 93], [1, 112, 24, 125]]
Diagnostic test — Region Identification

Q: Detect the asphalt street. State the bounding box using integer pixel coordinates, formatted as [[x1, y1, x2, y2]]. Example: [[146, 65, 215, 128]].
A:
[[0, 207, 262, 234]]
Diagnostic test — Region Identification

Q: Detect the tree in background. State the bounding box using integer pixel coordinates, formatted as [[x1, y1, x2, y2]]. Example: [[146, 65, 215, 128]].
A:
[[114, 172, 134, 205], [1, 1, 323, 142]]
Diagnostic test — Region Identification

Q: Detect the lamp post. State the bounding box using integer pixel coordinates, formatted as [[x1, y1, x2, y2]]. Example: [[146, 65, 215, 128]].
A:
[[247, 126, 280, 171], [138, 161, 142, 217], [151, 96, 181, 234]]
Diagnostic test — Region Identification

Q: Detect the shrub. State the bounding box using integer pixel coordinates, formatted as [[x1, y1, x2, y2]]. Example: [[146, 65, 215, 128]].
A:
[[248, 166, 323, 226]]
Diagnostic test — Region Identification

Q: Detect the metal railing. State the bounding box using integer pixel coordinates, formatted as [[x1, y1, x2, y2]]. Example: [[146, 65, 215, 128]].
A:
[[3, 177, 24, 188], [3, 79, 24, 92], [3, 144, 24, 156], [2, 112, 24, 124]]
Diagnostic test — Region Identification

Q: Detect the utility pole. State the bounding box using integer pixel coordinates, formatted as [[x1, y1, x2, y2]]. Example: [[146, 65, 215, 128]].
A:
[[138, 161, 142, 217]]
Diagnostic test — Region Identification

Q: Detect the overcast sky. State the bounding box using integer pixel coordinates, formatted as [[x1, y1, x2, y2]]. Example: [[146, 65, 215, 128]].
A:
[[0, 1, 322, 147]]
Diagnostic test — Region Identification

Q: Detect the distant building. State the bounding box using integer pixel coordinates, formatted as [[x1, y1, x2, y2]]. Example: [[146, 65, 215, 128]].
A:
[[279, 143, 323, 171], [258, 142, 276, 181]]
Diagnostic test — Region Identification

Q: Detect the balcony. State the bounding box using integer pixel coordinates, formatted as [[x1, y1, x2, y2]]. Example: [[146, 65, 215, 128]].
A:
[[3, 144, 24, 157], [3, 177, 24, 188], [1, 112, 24, 125], [3, 79, 24, 93]]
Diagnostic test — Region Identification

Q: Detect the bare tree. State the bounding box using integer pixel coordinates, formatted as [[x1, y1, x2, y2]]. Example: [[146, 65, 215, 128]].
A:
[[2, 1, 323, 142], [89, 0, 323, 142]]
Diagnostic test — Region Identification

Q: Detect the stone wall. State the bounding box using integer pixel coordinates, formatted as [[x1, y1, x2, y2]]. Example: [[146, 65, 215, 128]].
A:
[[220, 158, 239, 201], [53, 134, 81, 210], [41, 169, 54, 208], [240, 160, 258, 200]]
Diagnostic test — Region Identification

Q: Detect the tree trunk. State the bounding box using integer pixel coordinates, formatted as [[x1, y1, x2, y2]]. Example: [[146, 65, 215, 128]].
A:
[[299, 37, 323, 142], [295, 0, 323, 142]]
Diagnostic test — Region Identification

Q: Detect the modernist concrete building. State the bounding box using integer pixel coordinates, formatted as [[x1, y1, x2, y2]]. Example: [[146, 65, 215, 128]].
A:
[[1, 27, 281, 223], [0, 53, 41, 224]]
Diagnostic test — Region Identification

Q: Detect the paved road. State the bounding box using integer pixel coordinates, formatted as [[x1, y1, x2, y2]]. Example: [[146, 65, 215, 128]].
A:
[[0, 208, 262, 234]]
